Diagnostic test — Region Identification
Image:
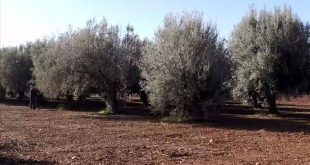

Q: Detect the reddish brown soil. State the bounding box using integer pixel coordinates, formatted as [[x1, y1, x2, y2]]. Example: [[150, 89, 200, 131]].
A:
[[0, 101, 310, 164], [277, 95, 310, 106]]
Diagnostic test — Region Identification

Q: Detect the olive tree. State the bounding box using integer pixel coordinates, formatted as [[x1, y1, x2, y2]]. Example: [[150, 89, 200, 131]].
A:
[[32, 18, 144, 112], [230, 7, 310, 113], [31, 33, 93, 101], [122, 25, 149, 105], [0, 45, 33, 101], [68, 19, 125, 112], [141, 12, 231, 119]]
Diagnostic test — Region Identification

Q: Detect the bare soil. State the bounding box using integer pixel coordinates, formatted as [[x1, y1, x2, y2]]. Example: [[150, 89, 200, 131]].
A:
[[277, 95, 310, 106], [0, 98, 310, 165]]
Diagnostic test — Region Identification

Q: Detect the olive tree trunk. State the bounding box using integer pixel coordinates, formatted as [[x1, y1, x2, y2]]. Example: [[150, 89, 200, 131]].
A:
[[267, 91, 277, 114]]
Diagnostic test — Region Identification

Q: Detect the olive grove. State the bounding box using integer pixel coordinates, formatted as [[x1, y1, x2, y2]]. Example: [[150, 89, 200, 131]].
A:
[[0, 7, 309, 118]]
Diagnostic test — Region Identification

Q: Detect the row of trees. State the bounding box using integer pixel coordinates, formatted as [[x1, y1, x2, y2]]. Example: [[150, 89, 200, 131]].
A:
[[0, 6, 309, 118]]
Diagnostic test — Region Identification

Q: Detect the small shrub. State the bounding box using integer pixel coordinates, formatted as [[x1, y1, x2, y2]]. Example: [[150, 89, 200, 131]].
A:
[[98, 108, 113, 116]]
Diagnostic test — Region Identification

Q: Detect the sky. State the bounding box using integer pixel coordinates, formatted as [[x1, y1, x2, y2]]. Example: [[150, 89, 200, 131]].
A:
[[0, 0, 309, 47]]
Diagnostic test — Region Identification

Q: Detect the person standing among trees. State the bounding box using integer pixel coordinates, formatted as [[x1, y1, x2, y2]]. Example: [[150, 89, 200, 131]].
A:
[[29, 85, 38, 110]]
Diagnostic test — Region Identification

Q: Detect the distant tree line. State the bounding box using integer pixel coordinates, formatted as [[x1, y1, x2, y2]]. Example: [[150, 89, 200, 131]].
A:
[[0, 6, 309, 119]]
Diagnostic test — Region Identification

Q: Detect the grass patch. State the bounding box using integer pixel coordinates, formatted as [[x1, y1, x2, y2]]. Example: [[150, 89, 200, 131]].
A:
[[98, 108, 113, 116]]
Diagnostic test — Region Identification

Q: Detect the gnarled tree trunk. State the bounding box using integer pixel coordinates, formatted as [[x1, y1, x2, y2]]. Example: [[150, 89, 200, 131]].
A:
[[18, 91, 24, 102], [104, 82, 120, 114], [251, 92, 263, 108], [266, 90, 277, 114]]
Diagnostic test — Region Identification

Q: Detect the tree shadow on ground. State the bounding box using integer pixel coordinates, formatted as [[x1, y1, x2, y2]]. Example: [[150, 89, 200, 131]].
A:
[[194, 114, 310, 133], [55, 99, 106, 112], [84, 114, 310, 135], [1, 98, 309, 134], [85, 102, 310, 134], [87, 112, 310, 134], [82, 99, 156, 122], [0, 98, 29, 106], [120, 100, 152, 116], [222, 103, 310, 120], [0, 143, 54, 165], [0, 97, 152, 113], [84, 114, 158, 123], [0, 155, 53, 165], [190, 103, 310, 133], [0, 97, 106, 112]]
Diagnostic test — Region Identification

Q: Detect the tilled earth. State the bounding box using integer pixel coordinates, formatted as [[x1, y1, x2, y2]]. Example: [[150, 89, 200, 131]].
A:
[[0, 102, 310, 165]]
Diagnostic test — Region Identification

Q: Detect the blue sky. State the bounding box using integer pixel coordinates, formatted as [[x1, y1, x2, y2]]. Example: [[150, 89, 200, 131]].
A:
[[0, 0, 309, 47]]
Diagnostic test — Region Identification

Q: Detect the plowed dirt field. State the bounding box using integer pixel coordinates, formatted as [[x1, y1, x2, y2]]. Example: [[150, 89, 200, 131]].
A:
[[0, 99, 310, 164]]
